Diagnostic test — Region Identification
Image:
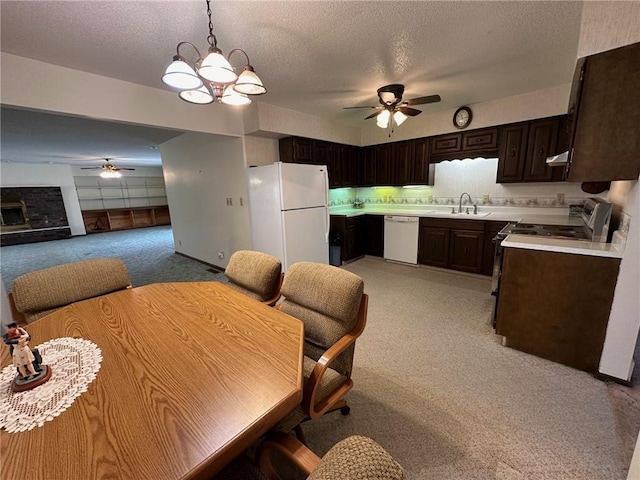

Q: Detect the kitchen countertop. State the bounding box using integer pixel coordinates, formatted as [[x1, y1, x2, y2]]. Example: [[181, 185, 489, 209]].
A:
[[330, 204, 626, 257], [502, 233, 625, 258], [329, 205, 577, 223]]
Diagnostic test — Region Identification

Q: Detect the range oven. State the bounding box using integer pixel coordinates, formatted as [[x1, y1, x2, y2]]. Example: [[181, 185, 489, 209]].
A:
[[490, 197, 612, 327]]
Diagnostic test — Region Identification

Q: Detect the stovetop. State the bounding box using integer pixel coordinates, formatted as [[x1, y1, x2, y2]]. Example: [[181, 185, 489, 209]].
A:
[[498, 222, 590, 240]]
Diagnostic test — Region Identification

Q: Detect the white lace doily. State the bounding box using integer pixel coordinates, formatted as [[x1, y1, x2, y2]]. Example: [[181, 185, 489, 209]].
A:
[[0, 337, 102, 433]]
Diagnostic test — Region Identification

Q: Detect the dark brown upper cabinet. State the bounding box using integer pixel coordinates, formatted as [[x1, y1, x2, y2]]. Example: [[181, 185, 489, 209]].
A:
[[430, 128, 499, 161], [566, 42, 640, 182], [497, 116, 565, 183], [279, 137, 312, 163], [391, 140, 414, 186], [409, 138, 430, 185]]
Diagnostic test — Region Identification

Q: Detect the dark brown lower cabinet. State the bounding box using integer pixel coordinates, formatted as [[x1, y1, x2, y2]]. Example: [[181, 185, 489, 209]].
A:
[[418, 226, 449, 268], [364, 215, 384, 257], [449, 230, 484, 273], [496, 247, 620, 373], [418, 218, 485, 273], [330, 214, 383, 263]]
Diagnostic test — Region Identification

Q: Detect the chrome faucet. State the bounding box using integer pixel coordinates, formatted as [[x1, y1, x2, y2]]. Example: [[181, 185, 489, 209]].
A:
[[459, 192, 476, 214]]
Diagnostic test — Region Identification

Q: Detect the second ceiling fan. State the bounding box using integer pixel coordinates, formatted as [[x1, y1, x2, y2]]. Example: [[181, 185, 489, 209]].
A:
[[345, 84, 441, 133], [81, 159, 136, 178]]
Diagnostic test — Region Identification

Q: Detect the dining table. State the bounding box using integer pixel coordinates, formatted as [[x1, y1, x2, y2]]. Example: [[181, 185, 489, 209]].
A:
[[0, 282, 304, 480]]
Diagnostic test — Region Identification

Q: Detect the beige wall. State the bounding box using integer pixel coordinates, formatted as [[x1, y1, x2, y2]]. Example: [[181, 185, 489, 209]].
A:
[[160, 133, 252, 268]]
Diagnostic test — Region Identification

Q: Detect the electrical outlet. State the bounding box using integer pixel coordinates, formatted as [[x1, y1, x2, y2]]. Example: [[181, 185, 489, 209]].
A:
[[482, 194, 489, 204], [218, 252, 224, 260]]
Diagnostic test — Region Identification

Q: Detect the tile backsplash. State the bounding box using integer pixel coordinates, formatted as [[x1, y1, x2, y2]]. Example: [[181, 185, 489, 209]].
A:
[[329, 158, 594, 208]]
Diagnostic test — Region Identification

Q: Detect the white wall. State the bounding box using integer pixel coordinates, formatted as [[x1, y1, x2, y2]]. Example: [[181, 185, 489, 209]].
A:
[[0, 163, 85, 235], [0, 53, 244, 137], [575, 1, 640, 382], [1, 279, 13, 330], [160, 132, 252, 268]]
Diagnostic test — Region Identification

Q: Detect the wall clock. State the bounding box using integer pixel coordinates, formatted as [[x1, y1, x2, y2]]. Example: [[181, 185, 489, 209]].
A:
[[453, 106, 472, 129]]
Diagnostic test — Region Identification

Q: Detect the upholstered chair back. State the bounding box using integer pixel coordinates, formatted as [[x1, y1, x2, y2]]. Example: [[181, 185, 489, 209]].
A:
[[279, 262, 364, 376], [12, 258, 131, 323], [307, 435, 404, 480], [225, 250, 283, 304]]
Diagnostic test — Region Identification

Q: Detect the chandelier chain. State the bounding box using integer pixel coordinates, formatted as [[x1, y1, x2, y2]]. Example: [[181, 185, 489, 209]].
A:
[[206, 0, 217, 48]]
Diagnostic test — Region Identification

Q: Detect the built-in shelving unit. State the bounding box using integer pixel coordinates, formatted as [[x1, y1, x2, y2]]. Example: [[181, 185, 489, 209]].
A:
[[74, 176, 171, 233], [74, 176, 168, 210]]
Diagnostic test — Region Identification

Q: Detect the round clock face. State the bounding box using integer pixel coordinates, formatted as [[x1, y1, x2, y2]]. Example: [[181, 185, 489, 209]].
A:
[[454, 106, 472, 129]]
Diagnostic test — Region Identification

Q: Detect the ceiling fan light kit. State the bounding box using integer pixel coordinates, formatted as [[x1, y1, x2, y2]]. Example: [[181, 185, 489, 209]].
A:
[[345, 83, 441, 136], [81, 159, 136, 178], [161, 0, 266, 106]]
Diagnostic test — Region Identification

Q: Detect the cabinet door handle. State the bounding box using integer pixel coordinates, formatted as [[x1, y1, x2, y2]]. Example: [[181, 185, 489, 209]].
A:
[[463, 247, 468, 255], [538, 146, 545, 157], [510, 148, 517, 159], [432, 242, 436, 250]]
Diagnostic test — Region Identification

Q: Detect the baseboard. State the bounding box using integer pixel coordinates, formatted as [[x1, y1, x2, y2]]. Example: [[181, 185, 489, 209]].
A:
[[174, 251, 225, 273]]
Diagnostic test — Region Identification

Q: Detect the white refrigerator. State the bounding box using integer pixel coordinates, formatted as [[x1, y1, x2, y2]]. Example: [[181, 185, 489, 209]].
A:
[[247, 162, 329, 271]]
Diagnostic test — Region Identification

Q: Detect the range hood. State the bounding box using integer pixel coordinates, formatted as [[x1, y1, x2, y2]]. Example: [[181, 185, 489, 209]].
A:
[[546, 151, 569, 166]]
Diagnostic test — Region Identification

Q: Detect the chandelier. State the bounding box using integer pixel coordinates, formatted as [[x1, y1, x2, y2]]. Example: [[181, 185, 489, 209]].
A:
[[161, 0, 266, 106]]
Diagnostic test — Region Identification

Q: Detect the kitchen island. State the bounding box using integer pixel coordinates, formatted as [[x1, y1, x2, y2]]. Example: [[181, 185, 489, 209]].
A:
[[495, 236, 623, 373]]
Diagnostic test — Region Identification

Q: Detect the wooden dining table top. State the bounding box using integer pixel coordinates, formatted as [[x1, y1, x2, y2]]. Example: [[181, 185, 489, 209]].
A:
[[0, 282, 304, 480]]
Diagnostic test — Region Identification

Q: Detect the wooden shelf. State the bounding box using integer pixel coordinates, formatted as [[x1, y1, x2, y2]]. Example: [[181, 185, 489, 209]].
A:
[[82, 206, 171, 233]]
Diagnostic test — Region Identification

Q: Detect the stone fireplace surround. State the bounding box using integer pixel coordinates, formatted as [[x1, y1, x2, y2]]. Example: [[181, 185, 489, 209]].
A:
[[0, 187, 71, 246]]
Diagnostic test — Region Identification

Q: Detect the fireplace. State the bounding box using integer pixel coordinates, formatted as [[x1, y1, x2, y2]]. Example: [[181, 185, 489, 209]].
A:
[[0, 201, 31, 233], [0, 187, 71, 246]]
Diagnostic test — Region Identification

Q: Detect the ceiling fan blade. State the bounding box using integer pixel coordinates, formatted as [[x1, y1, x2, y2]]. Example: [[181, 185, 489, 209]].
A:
[[80, 167, 102, 170], [398, 106, 422, 117], [406, 94, 441, 106], [364, 110, 383, 120], [118, 168, 136, 171], [343, 106, 381, 109]]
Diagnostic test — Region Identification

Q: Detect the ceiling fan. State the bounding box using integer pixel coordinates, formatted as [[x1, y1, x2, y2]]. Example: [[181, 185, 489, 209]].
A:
[[344, 84, 441, 134], [81, 159, 135, 178]]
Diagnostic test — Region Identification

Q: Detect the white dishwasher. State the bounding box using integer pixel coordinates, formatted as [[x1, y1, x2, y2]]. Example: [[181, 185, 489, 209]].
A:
[[383, 216, 419, 265]]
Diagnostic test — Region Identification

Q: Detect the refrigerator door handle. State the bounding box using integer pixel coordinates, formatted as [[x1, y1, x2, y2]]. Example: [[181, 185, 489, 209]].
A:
[[324, 169, 330, 243]]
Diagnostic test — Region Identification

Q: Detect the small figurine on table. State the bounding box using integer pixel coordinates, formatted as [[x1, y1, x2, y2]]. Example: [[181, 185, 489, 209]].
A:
[[3, 323, 51, 392]]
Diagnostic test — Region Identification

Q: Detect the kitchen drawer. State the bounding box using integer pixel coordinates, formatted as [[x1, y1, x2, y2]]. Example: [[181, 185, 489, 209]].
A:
[[462, 128, 498, 151], [420, 217, 485, 231], [431, 133, 462, 155]]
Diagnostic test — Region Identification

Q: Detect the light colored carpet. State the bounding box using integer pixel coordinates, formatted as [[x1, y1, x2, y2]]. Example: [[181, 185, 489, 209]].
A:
[[2, 231, 636, 479], [296, 257, 632, 479]]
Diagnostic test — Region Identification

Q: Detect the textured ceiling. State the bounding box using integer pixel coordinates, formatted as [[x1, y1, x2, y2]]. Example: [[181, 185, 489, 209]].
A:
[[0, 1, 584, 166]]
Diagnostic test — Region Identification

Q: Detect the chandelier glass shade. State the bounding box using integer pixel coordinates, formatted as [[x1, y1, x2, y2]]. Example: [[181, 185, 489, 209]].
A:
[[162, 0, 266, 106], [179, 85, 214, 104]]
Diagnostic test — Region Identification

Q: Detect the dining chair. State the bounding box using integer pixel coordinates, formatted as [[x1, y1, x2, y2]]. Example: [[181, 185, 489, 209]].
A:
[[272, 262, 368, 441], [216, 433, 403, 480], [10, 257, 132, 324], [225, 250, 283, 306]]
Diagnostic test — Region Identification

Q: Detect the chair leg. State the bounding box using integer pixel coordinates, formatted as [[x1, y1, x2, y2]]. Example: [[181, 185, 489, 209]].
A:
[[293, 424, 306, 445]]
